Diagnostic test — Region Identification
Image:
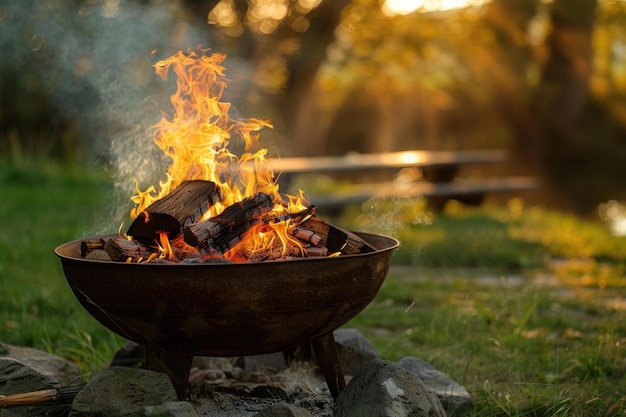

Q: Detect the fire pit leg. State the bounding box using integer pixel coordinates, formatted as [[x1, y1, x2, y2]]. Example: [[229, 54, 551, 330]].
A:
[[144, 345, 193, 400], [311, 333, 346, 400]]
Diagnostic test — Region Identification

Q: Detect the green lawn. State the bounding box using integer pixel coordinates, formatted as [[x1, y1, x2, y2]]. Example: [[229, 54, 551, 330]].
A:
[[1, 159, 625, 415], [0, 159, 125, 375]]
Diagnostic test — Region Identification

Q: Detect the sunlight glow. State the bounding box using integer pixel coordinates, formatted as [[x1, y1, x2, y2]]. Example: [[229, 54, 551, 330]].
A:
[[599, 200, 626, 237], [382, 0, 493, 16]]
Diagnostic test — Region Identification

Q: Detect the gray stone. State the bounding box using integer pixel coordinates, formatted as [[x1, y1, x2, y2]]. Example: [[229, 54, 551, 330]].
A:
[[397, 357, 472, 413], [69, 366, 177, 417], [0, 357, 71, 417], [334, 359, 447, 417], [253, 403, 313, 417], [333, 328, 379, 376], [0, 341, 80, 385], [144, 401, 201, 416]]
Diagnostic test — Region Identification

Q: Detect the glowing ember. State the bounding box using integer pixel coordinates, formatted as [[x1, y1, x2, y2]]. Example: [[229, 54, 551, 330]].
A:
[[128, 48, 310, 262]]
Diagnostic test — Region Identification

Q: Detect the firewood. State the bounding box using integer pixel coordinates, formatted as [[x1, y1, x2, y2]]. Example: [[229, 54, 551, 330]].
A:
[[127, 180, 221, 244], [80, 238, 105, 256], [304, 246, 328, 257], [234, 235, 310, 262], [291, 227, 322, 247], [169, 235, 202, 261], [297, 216, 331, 246], [184, 192, 274, 249], [265, 205, 315, 224], [104, 237, 159, 263], [298, 216, 375, 255], [340, 228, 376, 255], [200, 219, 261, 257]]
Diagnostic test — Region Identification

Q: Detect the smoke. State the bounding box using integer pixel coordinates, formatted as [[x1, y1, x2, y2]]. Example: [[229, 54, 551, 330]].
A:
[[0, 0, 221, 231]]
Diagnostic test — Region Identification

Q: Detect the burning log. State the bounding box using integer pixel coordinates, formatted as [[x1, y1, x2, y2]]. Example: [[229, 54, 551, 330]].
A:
[[127, 180, 222, 244], [265, 205, 315, 224], [104, 237, 159, 263], [183, 192, 274, 254], [292, 227, 322, 247], [201, 220, 261, 257], [90, 187, 373, 264]]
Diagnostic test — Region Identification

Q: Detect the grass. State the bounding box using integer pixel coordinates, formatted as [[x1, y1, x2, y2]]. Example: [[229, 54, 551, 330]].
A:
[[1, 159, 625, 415], [338, 199, 626, 416], [0, 157, 125, 377], [347, 267, 626, 416]]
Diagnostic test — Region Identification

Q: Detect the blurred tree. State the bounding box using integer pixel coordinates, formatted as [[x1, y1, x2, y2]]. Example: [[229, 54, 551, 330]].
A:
[[186, 0, 351, 155], [470, 0, 600, 211], [3, 0, 626, 213]]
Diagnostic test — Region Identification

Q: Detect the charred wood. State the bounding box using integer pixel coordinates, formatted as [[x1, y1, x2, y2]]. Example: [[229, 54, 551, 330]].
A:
[[184, 192, 274, 250], [304, 246, 328, 257], [291, 227, 322, 247], [103, 237, 159, 263], [200, 219, 261, 257], [127, 180, 221, 244]]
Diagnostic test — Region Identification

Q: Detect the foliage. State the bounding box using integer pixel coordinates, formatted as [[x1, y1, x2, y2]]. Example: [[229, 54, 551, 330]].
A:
[[4, 0, 626, 211]]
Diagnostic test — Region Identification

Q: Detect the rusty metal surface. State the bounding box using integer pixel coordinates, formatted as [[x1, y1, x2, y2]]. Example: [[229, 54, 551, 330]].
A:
[[55, 232, 399, 357]]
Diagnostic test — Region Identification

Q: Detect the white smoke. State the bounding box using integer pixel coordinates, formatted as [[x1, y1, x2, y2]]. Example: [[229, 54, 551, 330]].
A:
[[1, 0, 223, 231]]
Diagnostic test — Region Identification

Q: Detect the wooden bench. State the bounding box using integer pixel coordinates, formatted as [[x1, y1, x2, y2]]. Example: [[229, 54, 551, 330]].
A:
[[266, 149, 537, 213]]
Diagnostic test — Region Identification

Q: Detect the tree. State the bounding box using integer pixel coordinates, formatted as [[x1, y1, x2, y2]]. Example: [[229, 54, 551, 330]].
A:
[[4, 0, 626, 213]]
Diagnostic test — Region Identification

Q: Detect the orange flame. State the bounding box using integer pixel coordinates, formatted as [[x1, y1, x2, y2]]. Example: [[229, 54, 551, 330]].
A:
[[130, 48, 307, 261]]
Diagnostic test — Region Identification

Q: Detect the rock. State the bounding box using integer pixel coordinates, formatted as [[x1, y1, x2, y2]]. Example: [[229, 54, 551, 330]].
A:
[[253, 403, 313, 417], [334, 359, 447, 417], [397, 357, 472, 413], [69, 366, 177, 417], [144, 401, 201, 416], [0, 357, 72, 417], [333, 328, 379, 376], [0, 341, 80, 385]]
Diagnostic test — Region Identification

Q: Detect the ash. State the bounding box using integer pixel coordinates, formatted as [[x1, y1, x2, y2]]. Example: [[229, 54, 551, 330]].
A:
[[190, 361, 335, 417]]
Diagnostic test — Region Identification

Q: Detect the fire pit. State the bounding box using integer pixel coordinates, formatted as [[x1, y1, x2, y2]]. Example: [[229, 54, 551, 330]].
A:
[[54, 48, 400, 401], [55, 232, 398, 399]]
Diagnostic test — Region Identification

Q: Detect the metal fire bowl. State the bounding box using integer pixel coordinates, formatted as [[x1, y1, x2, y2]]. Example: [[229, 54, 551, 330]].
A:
[[55, 232, 399, 398]]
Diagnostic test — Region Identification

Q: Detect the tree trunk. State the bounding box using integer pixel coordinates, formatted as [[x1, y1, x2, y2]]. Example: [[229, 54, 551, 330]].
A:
[[535, 0, 597, 213], [284, 0, 352, 156], [487, 0, 598, 213]]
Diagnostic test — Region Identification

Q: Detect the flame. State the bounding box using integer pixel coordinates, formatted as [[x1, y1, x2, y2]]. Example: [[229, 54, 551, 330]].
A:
[[158, 231, 173, 260], [130, 48, 308, 261], [226, 219, 306, 261]]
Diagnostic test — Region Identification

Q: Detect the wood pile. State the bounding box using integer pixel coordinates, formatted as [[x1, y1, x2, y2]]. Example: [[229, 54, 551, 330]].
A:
[[80, 180, 374, 263]]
